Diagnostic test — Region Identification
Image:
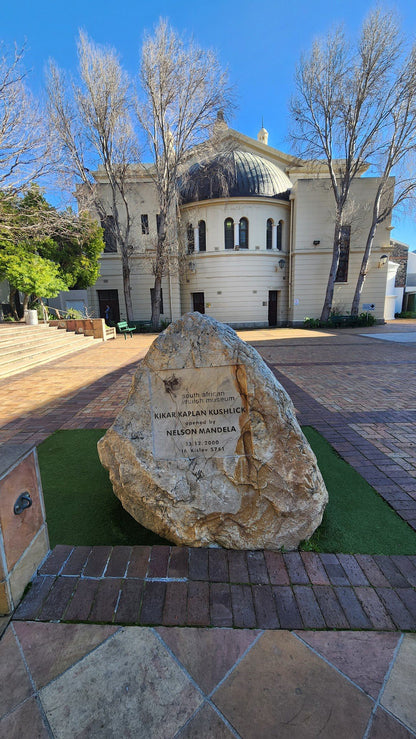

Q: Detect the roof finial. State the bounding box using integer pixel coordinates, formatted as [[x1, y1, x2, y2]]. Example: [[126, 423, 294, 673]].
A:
[[257, 119, 269, 145]]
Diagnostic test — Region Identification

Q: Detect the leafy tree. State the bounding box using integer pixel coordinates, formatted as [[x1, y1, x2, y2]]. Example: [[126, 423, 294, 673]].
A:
[[33, 213, 103, 289], [0, 245, 69, 314], [0, 186, 104, 317]]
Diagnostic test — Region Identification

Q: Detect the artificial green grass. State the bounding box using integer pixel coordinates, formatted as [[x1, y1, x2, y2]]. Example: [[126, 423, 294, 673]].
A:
[[37, 430, 169, 548], [302, 426, 416, 554], [37, 427, 416, 554]]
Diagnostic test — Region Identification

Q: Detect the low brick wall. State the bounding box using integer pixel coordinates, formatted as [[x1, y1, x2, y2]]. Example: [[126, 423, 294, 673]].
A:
[[0, 445, 49, 615]]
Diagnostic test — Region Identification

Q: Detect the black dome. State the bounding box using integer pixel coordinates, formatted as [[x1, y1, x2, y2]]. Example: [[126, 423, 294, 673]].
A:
[[180, 149, 292, 203]]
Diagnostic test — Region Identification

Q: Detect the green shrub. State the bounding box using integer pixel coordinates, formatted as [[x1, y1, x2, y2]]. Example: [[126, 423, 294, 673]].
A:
[[303, 317, 321, 328], [356, 312, 376, 326], [304, 311, 376, 329], [66, 308, 84, 319], [395, 311, 416, 319]]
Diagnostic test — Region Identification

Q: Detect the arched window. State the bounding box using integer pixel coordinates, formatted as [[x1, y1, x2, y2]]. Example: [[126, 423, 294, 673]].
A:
[[277, 220, 283, 251], [187, 223, 194, 254], [224, 218, 234, 249], [266, 218, 273, 250], [198, 220, 206, 252], [239, 217, 248, 249]]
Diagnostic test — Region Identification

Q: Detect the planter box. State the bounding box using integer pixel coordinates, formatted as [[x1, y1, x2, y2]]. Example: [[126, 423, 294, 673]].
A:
[[48, 318, 115, 340]]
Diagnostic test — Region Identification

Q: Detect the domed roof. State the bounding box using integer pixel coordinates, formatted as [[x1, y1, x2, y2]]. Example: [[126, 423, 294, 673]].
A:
[[180, 149, 292, 203]]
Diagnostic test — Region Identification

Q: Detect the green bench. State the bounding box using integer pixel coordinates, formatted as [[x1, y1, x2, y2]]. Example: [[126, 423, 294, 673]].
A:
[[116, 321, 137, 339], [328, 315, 358, 328]]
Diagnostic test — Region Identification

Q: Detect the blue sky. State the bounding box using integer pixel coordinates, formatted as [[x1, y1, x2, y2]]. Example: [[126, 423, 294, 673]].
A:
[[3, 0, 416, 248]]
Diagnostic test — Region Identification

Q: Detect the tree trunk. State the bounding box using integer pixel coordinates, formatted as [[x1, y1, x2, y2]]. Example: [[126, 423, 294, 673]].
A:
[[151, 211, 167, 331], [9, 286, 19, 321], [151, 275, 162, 330], [351, 194, 381, 317], [351, 221, 378, 316], [320, 219, 342, 322], [121, 250, 134, 323]]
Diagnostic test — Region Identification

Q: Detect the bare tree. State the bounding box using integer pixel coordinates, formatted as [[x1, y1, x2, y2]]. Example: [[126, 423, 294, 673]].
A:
[[46, 32, 140, 322], [0, 42, 49, 197], [291, 9, 401, 321], [138, 19, 233, 329], [351, 44, 416, 315]]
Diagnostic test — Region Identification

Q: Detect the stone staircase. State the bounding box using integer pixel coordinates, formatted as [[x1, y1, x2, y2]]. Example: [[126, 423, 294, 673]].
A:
[[0, 323, 98, 380]]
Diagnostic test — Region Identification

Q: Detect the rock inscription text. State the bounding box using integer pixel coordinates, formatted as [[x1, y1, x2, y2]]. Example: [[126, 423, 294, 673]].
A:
[[150, 365, 250, 459]]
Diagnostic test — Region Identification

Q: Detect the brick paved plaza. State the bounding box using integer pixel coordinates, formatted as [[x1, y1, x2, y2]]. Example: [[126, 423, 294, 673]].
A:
[[1, 322, 416, 737]]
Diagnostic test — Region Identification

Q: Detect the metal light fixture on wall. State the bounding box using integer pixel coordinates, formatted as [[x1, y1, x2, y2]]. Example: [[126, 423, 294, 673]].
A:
[[313, 240, 320, 246], [278, 259, 286, 270], [378, 254, 389, 268]]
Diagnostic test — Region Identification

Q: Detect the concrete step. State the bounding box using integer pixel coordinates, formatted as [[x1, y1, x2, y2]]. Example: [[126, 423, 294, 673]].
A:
[[0, 324, 98, 380], [0, 339, 97, 380], [0, 334, 95, 367], [0, 324, 51, 338], [0, 330, 91, 357], [1, 331, 79, 350]]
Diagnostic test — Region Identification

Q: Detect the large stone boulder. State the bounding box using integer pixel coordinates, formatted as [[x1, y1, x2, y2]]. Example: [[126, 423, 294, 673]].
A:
[[98, 313, 328, 550]]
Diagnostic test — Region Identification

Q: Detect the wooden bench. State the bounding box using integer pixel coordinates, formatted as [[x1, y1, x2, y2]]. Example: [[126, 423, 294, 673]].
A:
[[116, 321, 137, 339], [105, 325, 116, 340]]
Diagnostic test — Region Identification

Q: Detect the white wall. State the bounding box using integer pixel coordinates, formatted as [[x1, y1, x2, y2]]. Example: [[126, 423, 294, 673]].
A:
[[89, 253, 177, 322], [290, 178, 391, 323], [181, 252, 288, 326]]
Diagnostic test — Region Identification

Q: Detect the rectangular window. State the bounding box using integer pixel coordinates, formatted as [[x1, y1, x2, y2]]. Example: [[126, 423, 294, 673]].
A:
[[150, 287, 164, 315], [335, 225, 350, 283], [101, 215, 117, 253], [141, 214, 149, 235], [156, 214, 161, 234]]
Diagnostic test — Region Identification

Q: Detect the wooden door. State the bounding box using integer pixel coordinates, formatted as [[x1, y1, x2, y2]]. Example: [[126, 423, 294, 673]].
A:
[[268, 290, 278, 326], [192, 292, 205, 314], [97, 289, 120, 323]]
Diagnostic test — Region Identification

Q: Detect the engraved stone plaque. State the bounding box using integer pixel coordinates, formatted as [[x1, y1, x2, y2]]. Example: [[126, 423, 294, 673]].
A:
[[150, 365, 250, 459]]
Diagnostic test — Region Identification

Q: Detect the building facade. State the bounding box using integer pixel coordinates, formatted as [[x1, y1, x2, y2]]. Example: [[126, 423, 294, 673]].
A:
[[86, 126, 393, 328]]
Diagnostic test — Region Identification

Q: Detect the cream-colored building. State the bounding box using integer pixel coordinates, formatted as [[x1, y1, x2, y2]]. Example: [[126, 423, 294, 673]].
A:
[[87, 126, 393, 327]]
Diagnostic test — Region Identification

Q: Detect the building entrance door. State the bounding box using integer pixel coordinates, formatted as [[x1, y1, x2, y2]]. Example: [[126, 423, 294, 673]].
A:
[[268, 290, 278, 326], [97, 289, 120, 323], [192, 292, 205, 314]]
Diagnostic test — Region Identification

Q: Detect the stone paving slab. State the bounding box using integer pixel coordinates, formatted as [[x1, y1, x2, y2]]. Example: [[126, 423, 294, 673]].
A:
[[12, 545, 416, 631], [362, 332, 416, 343], [2, 622, 416, 738]]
